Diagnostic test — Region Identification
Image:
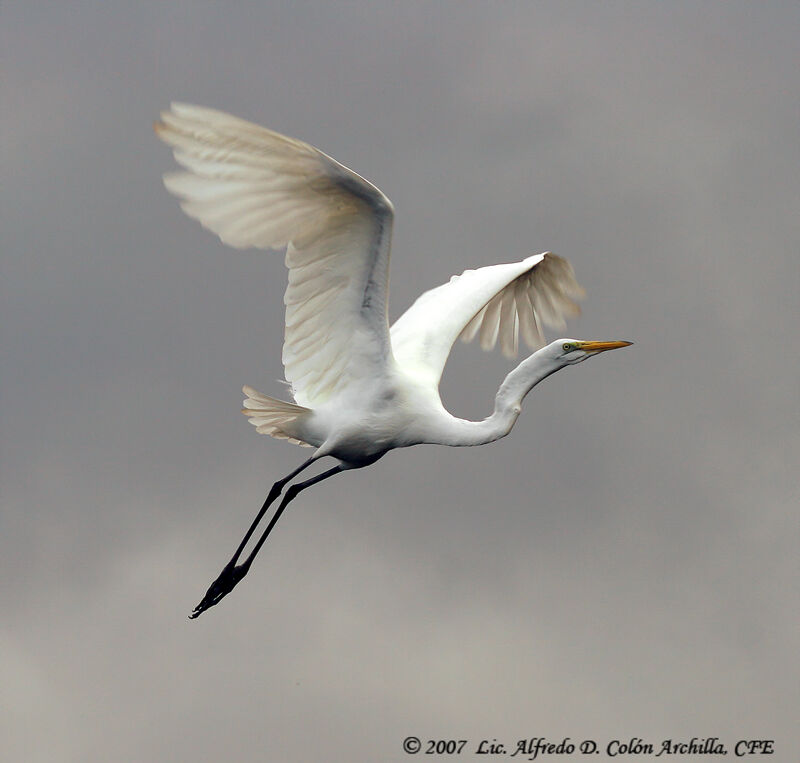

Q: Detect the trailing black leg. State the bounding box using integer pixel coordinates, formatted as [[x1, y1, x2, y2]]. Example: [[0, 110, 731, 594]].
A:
[[189, 461, 344, 618], [189, 457, 319, 619], [241, 465, 344, 570]]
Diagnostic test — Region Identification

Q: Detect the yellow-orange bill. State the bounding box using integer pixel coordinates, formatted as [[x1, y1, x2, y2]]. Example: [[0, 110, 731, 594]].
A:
[[575, 340, 633, 353]]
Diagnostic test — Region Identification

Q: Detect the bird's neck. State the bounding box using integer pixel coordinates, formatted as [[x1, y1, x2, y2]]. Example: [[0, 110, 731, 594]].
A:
[[436, 350, 562, 447]]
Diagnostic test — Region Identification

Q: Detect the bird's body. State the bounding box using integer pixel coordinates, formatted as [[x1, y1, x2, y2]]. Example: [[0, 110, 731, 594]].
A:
[[155, 103, 631, 617], [283, 378, 432, 465], [282, 342, 560, 464]]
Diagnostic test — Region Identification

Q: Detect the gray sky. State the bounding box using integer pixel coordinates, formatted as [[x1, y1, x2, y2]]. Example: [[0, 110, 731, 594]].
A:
[[2, 2, 798, 761]]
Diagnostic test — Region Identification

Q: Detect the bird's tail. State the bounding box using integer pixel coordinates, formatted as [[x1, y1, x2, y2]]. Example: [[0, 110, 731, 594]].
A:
[[241, 386, 313, 447]]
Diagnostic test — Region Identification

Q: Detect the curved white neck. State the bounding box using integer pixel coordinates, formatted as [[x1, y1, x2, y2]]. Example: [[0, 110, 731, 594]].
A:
[[434, 349, 562, 447]]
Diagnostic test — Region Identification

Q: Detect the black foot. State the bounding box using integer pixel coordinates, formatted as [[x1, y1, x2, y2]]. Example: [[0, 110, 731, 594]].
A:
[[189, 561, 249, 619]]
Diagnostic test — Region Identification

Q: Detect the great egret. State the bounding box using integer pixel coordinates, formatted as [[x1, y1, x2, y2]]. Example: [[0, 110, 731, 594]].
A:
[[155, 103, 631, 618]]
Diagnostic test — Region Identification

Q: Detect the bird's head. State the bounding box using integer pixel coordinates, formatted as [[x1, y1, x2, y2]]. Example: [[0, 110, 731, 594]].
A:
[[548, 338, 633, 365]]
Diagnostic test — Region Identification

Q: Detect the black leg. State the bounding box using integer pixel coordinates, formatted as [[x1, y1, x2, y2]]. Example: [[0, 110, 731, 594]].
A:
[[188, 456, 317, 619], [229, 457, 318, 565], [241, 464, 344, 569], [189, 461, 343, 618]]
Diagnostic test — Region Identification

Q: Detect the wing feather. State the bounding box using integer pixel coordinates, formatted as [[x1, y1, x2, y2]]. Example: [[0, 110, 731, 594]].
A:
[[498, 287, 519, 358], [479, 291, 504, 352], [390, 252, 584, 388], [156, 103, 395, 407]]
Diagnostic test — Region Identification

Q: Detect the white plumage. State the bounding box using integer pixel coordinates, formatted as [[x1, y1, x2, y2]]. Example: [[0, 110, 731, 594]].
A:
[[392, 252, 584, 386], [158, 103, 394, 410], [155, 103, 630, 617]]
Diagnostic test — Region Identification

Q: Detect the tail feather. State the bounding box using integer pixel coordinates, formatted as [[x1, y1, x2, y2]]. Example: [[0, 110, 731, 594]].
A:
[[241, 385, 313, 447]]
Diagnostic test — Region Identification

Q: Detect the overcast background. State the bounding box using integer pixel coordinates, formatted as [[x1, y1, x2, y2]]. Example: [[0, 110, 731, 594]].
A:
[[2, 2, 798, 761]]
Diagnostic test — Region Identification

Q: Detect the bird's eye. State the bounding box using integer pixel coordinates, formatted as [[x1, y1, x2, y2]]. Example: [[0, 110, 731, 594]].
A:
[[562, 343, 573, 352]]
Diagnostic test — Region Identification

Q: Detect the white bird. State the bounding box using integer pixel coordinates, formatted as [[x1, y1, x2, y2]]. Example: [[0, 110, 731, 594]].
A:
[[155, 103, 631, 618]]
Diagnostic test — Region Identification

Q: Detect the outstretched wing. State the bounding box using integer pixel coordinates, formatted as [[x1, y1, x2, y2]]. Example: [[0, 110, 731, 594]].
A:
[[155, 103, 394, 408], [390, 253, 584, 387]]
